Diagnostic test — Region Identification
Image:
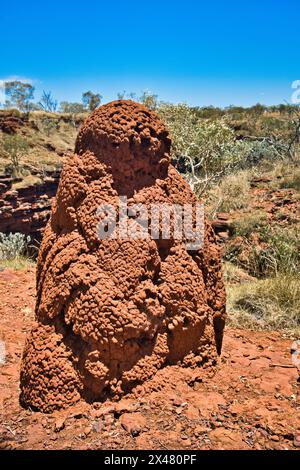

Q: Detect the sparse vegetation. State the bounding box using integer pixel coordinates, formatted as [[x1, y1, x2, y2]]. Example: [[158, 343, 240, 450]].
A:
[[82, 91, 102, 112], [59, 102, 86, 114], [4, 80, 35, 111], [157, 103, 241, 194], [0, 232, 31, 261], [39, 115, 59, 136], [231, 211, 268, 239], [0, 134, 29, 176], [12, 174, 42, 190], [227, 219, 300, 278], [38, 91, 58, 113], [280, 167, 300, 191], [227, 274, 300, 337], [207, 170, 250, 215]]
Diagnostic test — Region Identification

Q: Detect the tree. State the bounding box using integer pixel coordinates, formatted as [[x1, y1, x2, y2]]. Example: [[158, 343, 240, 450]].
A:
[[117, 90, 127, 100], [60, 101, 86, 114], [117, 90, 159, 110], [250, 103, 266, 116], [38, 90, 57, 112], [194, 106, 224, 119], [4, 81, 34, 111], [139, 90, 158, 110], [82, 91, 102, 112], [40, 116, 59, 137], [0, 134, 29, 175]]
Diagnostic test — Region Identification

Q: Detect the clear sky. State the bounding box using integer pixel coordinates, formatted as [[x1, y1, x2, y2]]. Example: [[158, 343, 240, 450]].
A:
[[1, 0, 299, 107]]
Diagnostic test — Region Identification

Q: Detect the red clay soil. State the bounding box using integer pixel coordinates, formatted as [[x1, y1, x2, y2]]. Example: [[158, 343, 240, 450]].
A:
[[0, 267, 299, 450], [19, 100, 226, 412]]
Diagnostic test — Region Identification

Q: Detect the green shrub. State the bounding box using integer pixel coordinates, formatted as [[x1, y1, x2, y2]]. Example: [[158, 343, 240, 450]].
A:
[[0, 232, 31, 261], [40, 115, 59, 136], [0, 134, 29, 176], [157, 103, 240, 193]]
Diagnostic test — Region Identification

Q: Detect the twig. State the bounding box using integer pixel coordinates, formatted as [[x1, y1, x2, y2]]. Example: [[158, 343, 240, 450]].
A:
[[269, 363, 297, 369]]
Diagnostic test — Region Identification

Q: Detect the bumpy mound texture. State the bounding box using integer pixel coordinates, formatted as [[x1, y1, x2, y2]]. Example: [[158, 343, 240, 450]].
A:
[[20, 100, 226, 412]]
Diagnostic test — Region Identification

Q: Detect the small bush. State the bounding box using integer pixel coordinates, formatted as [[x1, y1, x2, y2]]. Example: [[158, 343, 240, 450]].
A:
[[0, 232, 31, 261], [234, 139, 283, 170], [40, 116, 59, 136], [0, 134, 29, 176], [259, 227, 299, 275]]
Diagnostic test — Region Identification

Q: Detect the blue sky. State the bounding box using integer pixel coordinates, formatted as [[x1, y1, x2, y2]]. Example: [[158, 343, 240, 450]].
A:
[[1, 0, 299, 107]]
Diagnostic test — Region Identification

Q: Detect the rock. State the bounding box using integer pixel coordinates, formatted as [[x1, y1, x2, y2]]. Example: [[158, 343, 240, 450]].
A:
[[119, 412, 147, 436], [228, 403, 244, 417], [114, 399, 137, 415], [186, 371, 203, 387], [92, 421, 103, 433], [293, 433, 300, 448], [104, 413, 114, 426], [218, 231, 229, 240], [92, 403, 115, 418], [183, 405, 200, 420], [54, 417, 66, 432], [83, 426, 91, 436], [0, 114, 25, 134], [209, 428, 249, 450], [181, 437, 192, 447], [0, 169, 60, 242], [171, 396, 183, 407], [194, 424, 211, 436]]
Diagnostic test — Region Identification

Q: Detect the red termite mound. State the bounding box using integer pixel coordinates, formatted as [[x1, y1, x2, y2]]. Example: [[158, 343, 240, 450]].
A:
[[20, 100, 226, 412]]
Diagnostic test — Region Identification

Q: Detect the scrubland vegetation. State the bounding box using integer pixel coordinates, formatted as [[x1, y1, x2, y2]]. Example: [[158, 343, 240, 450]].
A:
[[0, 84, 299, 336], [0, 233, 34, 270]]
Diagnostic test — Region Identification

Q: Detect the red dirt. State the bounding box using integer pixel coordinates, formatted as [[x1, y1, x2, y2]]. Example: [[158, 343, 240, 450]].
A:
[[0, 268, 299, 450], [20, 100, 225, 412]]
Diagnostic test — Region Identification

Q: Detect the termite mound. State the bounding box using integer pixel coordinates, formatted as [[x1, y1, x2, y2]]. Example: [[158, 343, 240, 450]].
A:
[[20, 100, 226, 412]]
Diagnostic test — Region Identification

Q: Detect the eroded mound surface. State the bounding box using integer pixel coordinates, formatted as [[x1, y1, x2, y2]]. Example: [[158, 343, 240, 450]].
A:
[[20, 100, 226, 412]]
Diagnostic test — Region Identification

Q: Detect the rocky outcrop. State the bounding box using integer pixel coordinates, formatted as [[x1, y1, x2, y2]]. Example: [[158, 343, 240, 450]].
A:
[[211, 213, 232, 241], [0, 111, 27, 134], [20, 100, 226, 412], [0, 171, 60, 241]]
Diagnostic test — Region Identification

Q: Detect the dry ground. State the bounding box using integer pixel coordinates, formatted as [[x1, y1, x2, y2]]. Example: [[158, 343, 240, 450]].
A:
[[0, 267, 299, 450]]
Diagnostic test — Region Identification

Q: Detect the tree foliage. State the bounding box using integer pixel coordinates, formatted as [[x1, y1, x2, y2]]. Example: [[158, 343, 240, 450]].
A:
[[38, 91, 57, 112], [4, 81, 34, 111], [60, 101, 86, 114], [0, 134, 29, 175], [40, 116, 59, 136], [157, 103, 239, 193], [139, 90, 159, 110], [82, 91, 102, 112]]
